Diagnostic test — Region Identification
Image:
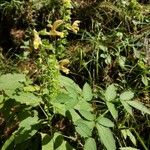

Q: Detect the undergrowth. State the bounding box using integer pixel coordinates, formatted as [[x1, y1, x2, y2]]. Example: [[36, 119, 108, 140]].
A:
[[0, 0, 150, 150]]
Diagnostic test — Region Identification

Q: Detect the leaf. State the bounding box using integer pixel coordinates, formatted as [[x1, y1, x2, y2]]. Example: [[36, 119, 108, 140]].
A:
[[1, 134, 15, 150], [23, 85, 40, 92], [106, 102, 118, 120], [96, 124, 116, 150], [68, 109, 81, 123], [118, 56, 126, 68], [75, 120, 92, 138], [55, 141, 74, 150], [0, 73, 26, 96], [141, 75, 148, 86], [12, 92, 42, 106], [121, 129, 136, 146], [78, 109, 94, 121], [119, 147, 138, 150], [59, 75, 81, 101], [83, 83, 93, 101], [41, 133, 54, 150], [15, 116, 39, 144], [84, 138, 97, 150], [97, 117, 114, 127], [121, 101, 133, 116], [127, 101, 150, 115], [120, 91, 134, 101], [126, 130, 136, 146], [51, 102, 66, 116], [0, 95, 4, 109], [33, 29, 42, 49], [105, 84, 116, 101], [0, 94, 3, 103], [75, 100, 93, 112]]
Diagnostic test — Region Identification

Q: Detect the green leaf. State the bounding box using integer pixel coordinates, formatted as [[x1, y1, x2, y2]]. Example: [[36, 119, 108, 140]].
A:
[[1, 134, 15, 150], [15, 116, 39, 144], [55, 141, 74, 150], [0, 73, 26, 96], [97, 117, 114, 127], [106, 102, 118, 120], [41, 133, 54, 150], [126, 130, 136, 146], [105, 84, 116, 101], [0, 95, 4, 109], [51, 102, 66, 116], [127, 101, 150, 115], [75, 119, 92, 138], [68, 109, 81, 123], [75, 100, 93, 111], [12, 92, 42, 106], [96, 124, 116, 150], [75, 119, 95, 130], [119, 147, 138, 150], [56, 93, 78, 109], [84, 138, 97, 150], [121, 129, 136, 146], [141, 75, 148, 86], [121, 101, 133, 116], [118, 56, 126, 68], [120, 91, 134, 101], [78, 109, 94, 121], [83, 83, 93, 101]]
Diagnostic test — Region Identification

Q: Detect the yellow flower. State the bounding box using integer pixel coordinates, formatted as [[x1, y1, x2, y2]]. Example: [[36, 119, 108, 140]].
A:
[[59, 59, 70, 74], [33, 29, 42, 49], [47, 20, 64, 38], [70, 20, 80, 34]]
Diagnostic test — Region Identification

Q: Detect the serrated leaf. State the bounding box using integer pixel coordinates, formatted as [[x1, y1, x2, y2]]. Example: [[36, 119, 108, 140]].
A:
[[84, 138, 97, 150], [121, 101, 133, 116], [97, 117, 114, 127], [0, 73, 26, 96], [83, 83, 93, 101], [106, 102, 118, 120], [75, 120, 92, 137], [105, 84, 116, 101], [127, 101, 150, 115], [96, 124, 116, 150], [12, 92, 41, 106], [120, 91, 134, 101], [78, 109, 94, 121]]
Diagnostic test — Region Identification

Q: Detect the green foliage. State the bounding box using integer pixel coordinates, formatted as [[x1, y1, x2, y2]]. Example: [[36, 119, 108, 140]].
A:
[[0, 0, 150, 150]]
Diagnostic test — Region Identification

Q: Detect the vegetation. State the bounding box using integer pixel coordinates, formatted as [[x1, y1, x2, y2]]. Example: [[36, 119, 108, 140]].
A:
[[0, 0, 150, 150]]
